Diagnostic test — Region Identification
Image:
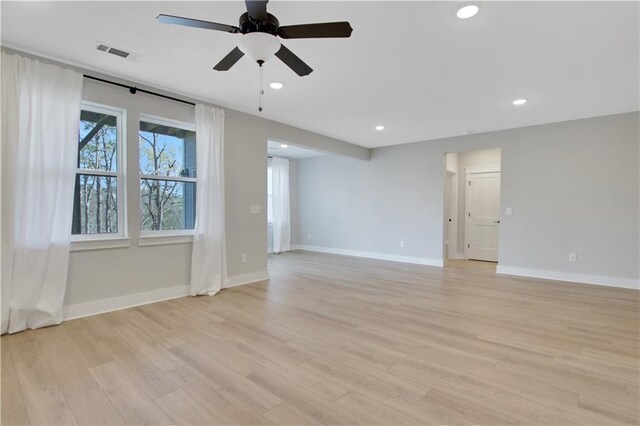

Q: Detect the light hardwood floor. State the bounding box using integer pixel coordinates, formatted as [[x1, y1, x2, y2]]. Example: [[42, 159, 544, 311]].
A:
[[2, 251, 638, 425]]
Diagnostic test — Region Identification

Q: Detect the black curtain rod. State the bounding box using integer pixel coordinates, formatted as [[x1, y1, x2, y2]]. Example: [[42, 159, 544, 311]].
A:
[[83, 75, 196, 107]]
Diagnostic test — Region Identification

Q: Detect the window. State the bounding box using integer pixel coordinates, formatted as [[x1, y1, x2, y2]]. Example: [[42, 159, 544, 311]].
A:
[[139, 116, 196, 232], [72, 103, 125, 237], [267, 165, 273, 223]]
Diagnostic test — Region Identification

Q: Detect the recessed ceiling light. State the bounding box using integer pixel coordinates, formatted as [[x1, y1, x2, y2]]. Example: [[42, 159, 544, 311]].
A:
[[270, 82, 284, 90], [512, 98, 527, 106], [457, 5, 479, 19], [375, 125, 385, 131], [280, 144, 288, 148]]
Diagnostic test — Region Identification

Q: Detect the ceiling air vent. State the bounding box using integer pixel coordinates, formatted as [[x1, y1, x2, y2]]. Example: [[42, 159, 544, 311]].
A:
[[96, 42, 139, 61], [107, 47, 130, 59]]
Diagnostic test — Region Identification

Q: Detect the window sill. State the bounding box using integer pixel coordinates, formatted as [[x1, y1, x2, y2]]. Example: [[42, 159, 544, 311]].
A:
[[70, 237, 131, 252], [138, 233, 193, 247]]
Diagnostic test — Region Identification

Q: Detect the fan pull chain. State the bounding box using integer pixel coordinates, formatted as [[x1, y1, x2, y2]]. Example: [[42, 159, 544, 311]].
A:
[[258, 60, 265, 112]]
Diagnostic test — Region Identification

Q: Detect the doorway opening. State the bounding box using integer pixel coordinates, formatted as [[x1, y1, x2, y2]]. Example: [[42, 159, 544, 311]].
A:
[[266, 140, 325, 255], [443, 148, 501, 268]]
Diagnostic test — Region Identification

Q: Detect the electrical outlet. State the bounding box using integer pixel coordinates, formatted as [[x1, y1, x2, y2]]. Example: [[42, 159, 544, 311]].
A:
[[307, 233, 312, 240], [241, 253, 248, 263], [250, 204, 260, 214], [569, 253, 577, 262], [400, 240, 405, 248]]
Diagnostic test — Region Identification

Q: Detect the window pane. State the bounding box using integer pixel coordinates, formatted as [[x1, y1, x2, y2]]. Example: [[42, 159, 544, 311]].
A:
[[79, 110, 118, 172], [140, 179, 196, 231], [139, 121, 196, 178], [72, 174, 118, 234]]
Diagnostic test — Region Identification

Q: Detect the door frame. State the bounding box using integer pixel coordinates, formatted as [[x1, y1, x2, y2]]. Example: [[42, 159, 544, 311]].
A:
[[464, 164, 501, 260], [444, 168, 458, 262]]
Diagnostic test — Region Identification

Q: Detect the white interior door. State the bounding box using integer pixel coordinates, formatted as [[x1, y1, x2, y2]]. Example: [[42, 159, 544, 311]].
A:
[[466, 172, 500, 262]]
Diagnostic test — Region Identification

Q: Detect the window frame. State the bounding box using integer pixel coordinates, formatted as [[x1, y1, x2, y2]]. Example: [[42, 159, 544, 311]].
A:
[[71, 101, 127, 242], [138, 114, 197, 237]]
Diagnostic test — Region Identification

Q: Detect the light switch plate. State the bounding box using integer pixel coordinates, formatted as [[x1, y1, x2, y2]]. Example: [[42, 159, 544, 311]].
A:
[[569, 253, 577, 262], [506, 207, 513, 216], [250, 204, 260, 214]]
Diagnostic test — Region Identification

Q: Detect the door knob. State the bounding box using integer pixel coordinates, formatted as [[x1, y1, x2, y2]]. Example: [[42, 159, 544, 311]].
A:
[[494, 220, 500, 224]]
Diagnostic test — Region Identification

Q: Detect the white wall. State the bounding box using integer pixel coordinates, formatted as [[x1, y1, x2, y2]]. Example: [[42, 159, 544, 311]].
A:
[[293, 113, 640, 288]]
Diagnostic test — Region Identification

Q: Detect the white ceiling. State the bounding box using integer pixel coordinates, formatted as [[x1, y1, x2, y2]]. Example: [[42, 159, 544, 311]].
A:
[[2, 1, 638, 148], [267, 140, 325, 159]]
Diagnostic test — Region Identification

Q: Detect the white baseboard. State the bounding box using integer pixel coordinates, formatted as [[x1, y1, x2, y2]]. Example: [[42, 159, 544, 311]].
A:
[[63, 270, 271, 321], [454, 252, 467, 260], [63, 285, 190, 321], [496, 265, 639, 290], [224, 270, 270, 288], [292, 244, 444, 267]]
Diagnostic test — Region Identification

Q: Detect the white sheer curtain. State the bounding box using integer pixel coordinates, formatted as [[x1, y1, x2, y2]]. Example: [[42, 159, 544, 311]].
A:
[[190, 104, 226, 296], [1, 52, 83, 334], [272, 157, 291, 253]]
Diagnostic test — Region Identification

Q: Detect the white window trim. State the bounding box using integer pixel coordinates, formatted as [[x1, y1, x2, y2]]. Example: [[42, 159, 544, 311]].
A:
[[71, 101, 127, 242], [139, 174, 196, 183], [138, 114, 197, 236], [71, 237, 131, 252], [138, 232, 194, 247], [139, 114, 195, 132]]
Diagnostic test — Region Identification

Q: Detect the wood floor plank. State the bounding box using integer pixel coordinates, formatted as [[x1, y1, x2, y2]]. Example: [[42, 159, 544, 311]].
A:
[[246, 367, 365, 425], [66, 387, 126, 425], [169, 343, 283, 413], [89, 361, 175, 425], [1, 338, 30, 425], [2, 251, 638, 425], [164, 366, 271, 425], [155, 389, 223, 425], [263, 402, 323, 425], [33, 325, 98, 398], [8, 332, 78, 425]]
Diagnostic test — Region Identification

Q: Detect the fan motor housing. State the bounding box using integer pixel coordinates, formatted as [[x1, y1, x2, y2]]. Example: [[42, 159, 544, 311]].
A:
[[239, 12, 280, 35]]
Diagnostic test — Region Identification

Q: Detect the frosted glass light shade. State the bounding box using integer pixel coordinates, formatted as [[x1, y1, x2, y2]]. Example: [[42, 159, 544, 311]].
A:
[[238, 32, 281, 63]]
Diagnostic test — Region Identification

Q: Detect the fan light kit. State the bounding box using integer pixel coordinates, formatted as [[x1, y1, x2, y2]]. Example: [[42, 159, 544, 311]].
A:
[[375, 125, 385, 131], [457, 5, 479, 19], [513, 98, 527, 106], [157, 0, 353, 112], [270, 82, 284, 89]]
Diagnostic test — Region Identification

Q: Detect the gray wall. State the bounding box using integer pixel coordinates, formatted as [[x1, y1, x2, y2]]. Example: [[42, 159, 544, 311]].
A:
[[293, 113, 640, 284], [63, 77, 365, 307]]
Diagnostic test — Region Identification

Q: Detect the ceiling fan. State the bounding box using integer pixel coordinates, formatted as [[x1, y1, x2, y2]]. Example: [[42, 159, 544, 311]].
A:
[[157, 0, 353, 77]]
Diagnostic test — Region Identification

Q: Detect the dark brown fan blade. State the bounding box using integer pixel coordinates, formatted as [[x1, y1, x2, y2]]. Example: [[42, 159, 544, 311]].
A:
[[245, 1, 268, 21], [213, 47, 245, 71], [278, 22, 353, 39], [275, 45, 313, 76], [157, 14, 240, 33]]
